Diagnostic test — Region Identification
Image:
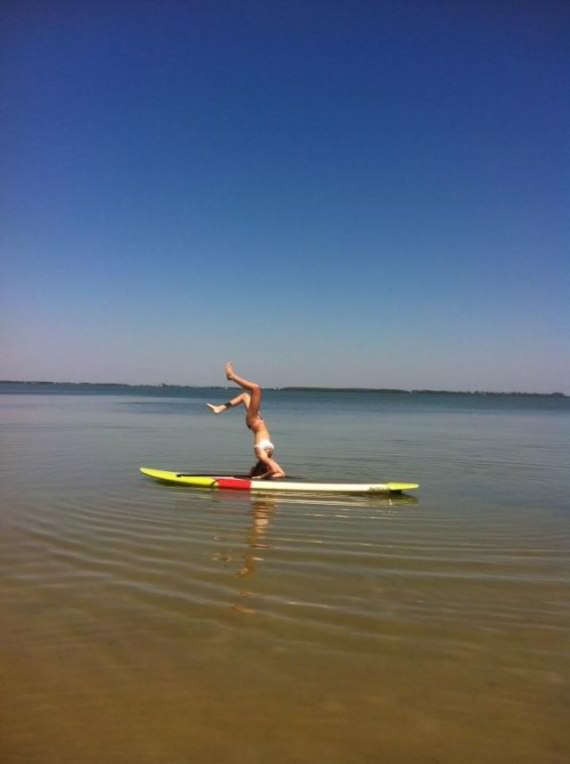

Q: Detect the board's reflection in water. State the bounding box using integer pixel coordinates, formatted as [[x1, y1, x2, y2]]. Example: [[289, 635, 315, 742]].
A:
[[209, 491, 418, 614]]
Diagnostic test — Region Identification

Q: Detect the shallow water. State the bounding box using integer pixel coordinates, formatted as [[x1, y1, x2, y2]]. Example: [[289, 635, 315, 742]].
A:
[[1, 386, 569, 763]]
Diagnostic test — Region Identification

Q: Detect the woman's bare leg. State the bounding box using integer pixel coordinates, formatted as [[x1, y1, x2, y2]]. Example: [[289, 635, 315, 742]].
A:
[[206, 392, 251, 414], [225, 363, 261, 418]]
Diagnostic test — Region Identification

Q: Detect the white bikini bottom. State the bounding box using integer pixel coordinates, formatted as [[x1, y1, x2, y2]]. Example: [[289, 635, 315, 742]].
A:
[[255, 439, 274, 453]]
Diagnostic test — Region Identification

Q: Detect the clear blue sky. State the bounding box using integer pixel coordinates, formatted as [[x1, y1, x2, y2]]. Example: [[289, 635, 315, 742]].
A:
[[2, 1, 569, 392]]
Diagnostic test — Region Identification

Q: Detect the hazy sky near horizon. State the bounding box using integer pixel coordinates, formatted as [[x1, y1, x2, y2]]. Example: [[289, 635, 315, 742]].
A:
[[2, 1, 569, 392]]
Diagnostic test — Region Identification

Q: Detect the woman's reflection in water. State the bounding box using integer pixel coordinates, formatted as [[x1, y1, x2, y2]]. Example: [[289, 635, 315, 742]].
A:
[[237, 494, 277, 578], [211, 491, 418, 613], [210, 492, 278, 613], [228, 495, 277, 614]]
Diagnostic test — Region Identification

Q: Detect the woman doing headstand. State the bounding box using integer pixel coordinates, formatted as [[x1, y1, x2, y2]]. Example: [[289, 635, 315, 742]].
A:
[[207, 363, 285, 480]]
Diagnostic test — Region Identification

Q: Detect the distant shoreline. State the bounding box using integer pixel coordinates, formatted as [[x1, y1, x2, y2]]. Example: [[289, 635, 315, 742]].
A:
[[0, 380, 566, 398]]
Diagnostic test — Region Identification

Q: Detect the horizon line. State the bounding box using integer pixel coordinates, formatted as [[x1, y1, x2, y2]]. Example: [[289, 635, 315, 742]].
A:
[[0, 380, 567, 398]]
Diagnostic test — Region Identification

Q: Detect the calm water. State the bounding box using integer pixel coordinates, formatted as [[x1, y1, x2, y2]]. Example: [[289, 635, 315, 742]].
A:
[[1, 385, 569, 763]]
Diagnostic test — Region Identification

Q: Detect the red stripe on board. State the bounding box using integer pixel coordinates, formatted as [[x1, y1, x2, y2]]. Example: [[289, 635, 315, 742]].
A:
[[215, 478, 252, 491]]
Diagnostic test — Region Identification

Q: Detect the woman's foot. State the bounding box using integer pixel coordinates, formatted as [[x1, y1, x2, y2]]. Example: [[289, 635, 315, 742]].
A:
[[225, 362, 235, 381], [206, 403, 226, 414]]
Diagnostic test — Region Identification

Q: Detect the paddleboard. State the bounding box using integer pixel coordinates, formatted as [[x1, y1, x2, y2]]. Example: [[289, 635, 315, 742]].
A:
[[140, 468, 419, 494]]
